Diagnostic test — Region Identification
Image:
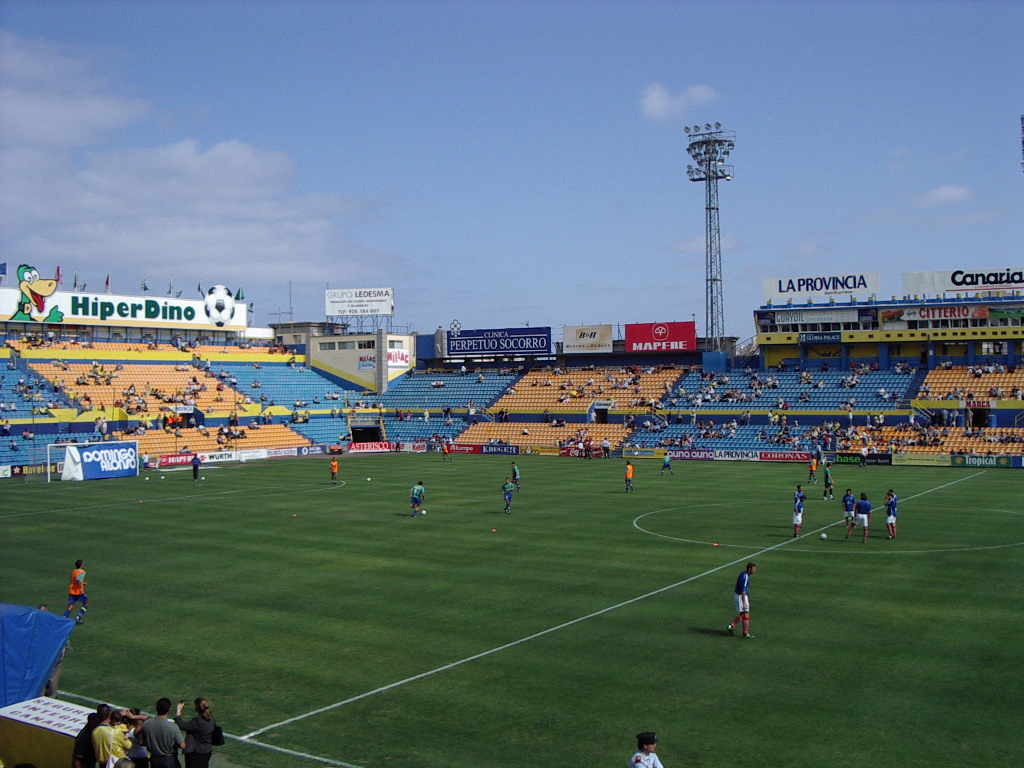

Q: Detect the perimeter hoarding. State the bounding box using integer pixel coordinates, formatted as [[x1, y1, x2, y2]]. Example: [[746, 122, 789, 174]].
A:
[[325, 288, 395, 316], [624, 322, 696, 353], [562, 324, 613, 354], [762, 272, 879, 302], [446, 327, 551, 357]]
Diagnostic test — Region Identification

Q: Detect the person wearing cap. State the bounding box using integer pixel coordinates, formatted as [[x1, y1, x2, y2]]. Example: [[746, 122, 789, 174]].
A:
[[630, 731, 665, 768]]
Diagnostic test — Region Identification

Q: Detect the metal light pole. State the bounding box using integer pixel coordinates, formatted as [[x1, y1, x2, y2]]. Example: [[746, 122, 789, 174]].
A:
[[686, 123, 735, 352]]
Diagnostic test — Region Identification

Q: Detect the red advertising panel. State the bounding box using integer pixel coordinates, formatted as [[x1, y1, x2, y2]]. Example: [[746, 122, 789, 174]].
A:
[[624, 322, 696, 353]]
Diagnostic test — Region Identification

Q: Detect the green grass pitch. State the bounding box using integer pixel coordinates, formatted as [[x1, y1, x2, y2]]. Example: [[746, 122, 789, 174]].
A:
[[2, 455, 1022, 767]]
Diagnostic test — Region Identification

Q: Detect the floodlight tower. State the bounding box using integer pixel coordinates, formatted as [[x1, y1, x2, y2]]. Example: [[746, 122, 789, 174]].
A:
[[685, 122, 735, 352]]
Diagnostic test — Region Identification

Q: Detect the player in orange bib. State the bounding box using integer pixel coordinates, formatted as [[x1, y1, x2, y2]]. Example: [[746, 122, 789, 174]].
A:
[[808, 456, 818, 484], [64, 559, 88, 625], [625, 461, 635, 493], [329, 458, 339, 485]]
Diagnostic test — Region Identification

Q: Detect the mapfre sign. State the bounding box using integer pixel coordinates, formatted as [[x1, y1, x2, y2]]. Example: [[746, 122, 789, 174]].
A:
[[624, 322, 696, 353]]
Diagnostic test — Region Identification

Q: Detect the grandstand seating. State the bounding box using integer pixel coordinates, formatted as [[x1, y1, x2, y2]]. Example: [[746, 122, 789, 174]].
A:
[[117, 424, 310, 458], [621, 423, 819, 452], [863, 425, 1024, 456], [375, 371, 520, 410], [457, 422, 630, 449], [919, 366, 1024, 401], [491, 367, 685, 411], [207, 362, 354, 409], [28, 361, 243, 413]]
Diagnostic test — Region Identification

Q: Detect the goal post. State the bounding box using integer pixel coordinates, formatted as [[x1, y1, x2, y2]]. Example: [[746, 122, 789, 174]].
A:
[[46, 440, 140, 483]]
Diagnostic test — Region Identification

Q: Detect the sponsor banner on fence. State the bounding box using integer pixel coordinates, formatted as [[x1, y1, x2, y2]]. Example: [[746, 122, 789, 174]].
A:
[[713, 449, 761, 462], [669, 448, 715, 461], [562, 324, 614, 354], [266, 447, 299, 458], [624, 322, 696, 353], [348, 442, 393, 454], [521, 446, 561, 456], [158, 453, 194, 467], [762, 272, 879, 302], [299, 445, 326, 456], [397, 441, 428, 453], [892, 453, 951, 467], [771, 308, 861, 325], [197, 450, 235, 463], [622, 447, 658, 458], [903, 269, 1024, 295], [481, 444, 520, 455], [11, 462, 63, 477], [759, 451, 811, 462], [0, 465, 11, 479], [950, 454, 1014, 468], [447, 326, 552, 357], [562, 446, 603, 458], [238, 448, 269, 461], [451, 443, 483, 454], [834, 452, 892, 466]]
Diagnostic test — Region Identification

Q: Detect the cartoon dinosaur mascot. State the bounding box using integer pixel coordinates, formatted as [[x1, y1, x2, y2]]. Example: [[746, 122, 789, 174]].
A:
[[10, 264, 64, 323]]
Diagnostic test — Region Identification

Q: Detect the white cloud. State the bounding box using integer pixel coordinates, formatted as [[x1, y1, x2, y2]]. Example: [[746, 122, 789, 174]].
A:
[[915, 184, 975, 207], [641, 82, 718, 121], [0, 31, 400, 310]]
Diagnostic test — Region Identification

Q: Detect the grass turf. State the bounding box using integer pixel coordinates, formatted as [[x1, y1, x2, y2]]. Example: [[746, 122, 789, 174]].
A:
[[2, 454, 1021, 767]]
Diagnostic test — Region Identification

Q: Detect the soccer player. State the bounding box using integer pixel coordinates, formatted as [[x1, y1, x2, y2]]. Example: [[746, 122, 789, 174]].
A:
[[329, 458, 339, 486], [661, 453, 673, 476], [886, 489, 899, 539], [727, 562, 757, 639], [410, 480, 425, 516], [847, 491, 871, 542], [822, 462, 834, 500], [630, 731, 664, 768], [841, 488, 856, 529], [441, 439, 454, 462], [511, 462, 521, 491], [63, 559, 88, 625], [793, 484, 806, 538], [502, 477, 515, 514], [808, 456, 818, 484], [625, 461, 635, 493], [191, 453, 202, 481]]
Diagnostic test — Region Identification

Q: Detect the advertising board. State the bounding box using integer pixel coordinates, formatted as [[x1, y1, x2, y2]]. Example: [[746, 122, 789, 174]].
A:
[[882, 305, 989, 323], [891, 453, 951, 467], [348, 441, 392, 453], [325, 288, 395, 316], [903, 269, 1024, 295], [446, 326, 551, 357], [562, 324, 614, 354], [624, 322, 696, 353], [950, 455, 1013, 468], [762, 272, 879, 302], [61, 442, 138, 481]]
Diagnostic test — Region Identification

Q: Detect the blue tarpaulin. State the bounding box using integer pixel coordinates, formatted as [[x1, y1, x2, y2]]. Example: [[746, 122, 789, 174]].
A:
[[0, 603, 75, 706]]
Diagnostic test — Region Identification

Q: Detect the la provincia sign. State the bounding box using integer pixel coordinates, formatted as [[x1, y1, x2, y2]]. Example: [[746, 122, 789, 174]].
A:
[[762, 272, 879, 302]]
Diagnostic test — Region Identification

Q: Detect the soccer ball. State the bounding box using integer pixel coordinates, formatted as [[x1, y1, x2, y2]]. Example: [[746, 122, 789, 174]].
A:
[[366, 477, 371, 482], [820, 533, 828, 540], [144, 477, 149, 482], [201, 476, 206, 481], [239, 458, 246, 464], [420, 509, 427, 515], [204, 285, 236, 327]]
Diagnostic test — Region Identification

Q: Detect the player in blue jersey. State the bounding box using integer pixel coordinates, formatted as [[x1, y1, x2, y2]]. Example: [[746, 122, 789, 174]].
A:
[[847, 491, 871, 542], [661, 453, 673, 476], [727, 562, 757, 639], [885, 489, 898, 539], [792, 484, 806, 538], [841, 488, 856, 529]]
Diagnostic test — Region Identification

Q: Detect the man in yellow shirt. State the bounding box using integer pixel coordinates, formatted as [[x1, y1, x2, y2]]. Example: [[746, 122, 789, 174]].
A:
[[92, 705, 132, 766]]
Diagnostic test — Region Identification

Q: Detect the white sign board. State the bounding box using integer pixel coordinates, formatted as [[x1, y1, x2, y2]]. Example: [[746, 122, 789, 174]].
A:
[[903, 269, 1024, 295], [325, 288, 395, 316], [762, 273, 879, 302], [562, 324, 613, 354]]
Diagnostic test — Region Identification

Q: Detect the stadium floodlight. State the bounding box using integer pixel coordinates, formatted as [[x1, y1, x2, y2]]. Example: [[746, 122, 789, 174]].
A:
[[685, 122, 736, 353]]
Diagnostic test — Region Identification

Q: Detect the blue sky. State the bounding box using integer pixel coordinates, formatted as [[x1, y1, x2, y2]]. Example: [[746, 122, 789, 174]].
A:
[[1, 1, 1021, 339]]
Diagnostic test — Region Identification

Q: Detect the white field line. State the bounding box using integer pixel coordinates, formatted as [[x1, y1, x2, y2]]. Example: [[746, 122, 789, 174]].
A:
[[243, 468, 987, 740]]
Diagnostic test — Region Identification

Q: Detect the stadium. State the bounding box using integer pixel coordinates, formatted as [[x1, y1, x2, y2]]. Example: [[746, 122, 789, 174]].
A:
[[1, 259, 1022, 768]]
